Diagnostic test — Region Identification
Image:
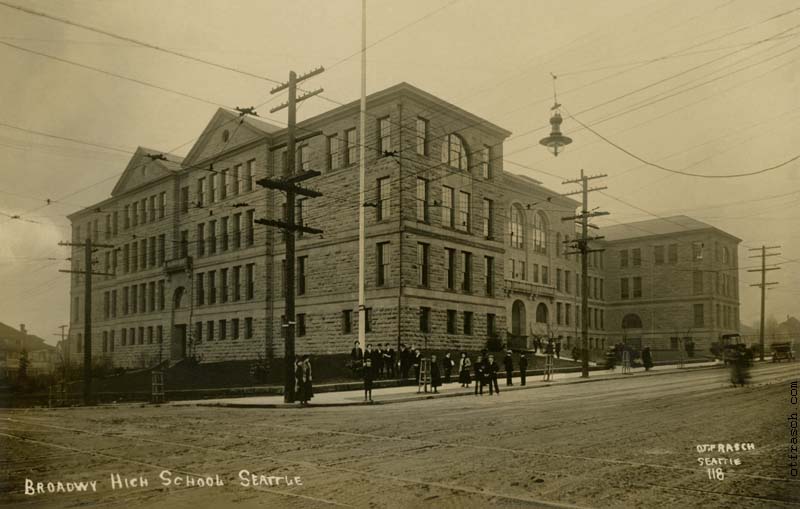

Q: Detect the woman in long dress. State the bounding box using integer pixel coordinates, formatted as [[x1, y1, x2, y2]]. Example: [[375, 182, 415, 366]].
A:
[[302, 355, 314, 403], [294, 356, 306, 405], [458, 352, 472, 387]]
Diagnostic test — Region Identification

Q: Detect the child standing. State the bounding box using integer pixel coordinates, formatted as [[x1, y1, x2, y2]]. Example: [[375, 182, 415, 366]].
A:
[[363, 357, 374, 402]]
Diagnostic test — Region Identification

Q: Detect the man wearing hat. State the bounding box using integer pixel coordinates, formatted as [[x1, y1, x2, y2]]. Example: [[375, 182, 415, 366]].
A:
[[503, 350, 514, 386]]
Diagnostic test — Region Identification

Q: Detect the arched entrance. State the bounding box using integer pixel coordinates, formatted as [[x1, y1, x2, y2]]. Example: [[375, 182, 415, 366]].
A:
[[621, 313, 643, 349], [511, 300, 526, 336], [170, 286, 188, 360]]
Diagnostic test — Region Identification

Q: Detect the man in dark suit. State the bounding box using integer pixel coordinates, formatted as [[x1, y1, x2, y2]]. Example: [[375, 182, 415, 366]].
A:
[[486, 354, 500, 395], [519, 353, 528, 386], [503, 350, 514, 386]]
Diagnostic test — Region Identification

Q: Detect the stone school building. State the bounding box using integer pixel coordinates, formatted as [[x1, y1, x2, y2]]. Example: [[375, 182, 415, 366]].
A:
[[65, 83, 740, 368]]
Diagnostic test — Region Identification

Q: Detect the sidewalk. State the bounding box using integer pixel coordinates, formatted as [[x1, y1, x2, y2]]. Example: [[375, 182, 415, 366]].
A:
[[171, 360, 721, 409]]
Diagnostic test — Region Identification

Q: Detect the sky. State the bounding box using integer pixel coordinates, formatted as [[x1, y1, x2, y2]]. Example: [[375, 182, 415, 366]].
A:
[[0, 0, 798, 344]]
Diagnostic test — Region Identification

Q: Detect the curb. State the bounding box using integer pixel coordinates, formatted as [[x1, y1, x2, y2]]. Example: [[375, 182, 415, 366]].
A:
[[180, 362, 721, 409]]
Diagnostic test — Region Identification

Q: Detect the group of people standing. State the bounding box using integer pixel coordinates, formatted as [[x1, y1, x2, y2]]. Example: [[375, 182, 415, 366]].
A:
[[456, 350, 528, 395]]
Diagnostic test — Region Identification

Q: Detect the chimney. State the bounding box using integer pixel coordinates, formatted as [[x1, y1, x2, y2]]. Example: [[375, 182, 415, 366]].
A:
[[19, 324, 26, 335]]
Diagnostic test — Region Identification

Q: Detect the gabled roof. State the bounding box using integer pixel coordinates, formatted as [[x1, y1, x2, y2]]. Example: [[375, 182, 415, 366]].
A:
[[0, 322, 53, 352], [110, 146, 184, 197], [181, 108, 281, 167], [600, 215, 741, 242]]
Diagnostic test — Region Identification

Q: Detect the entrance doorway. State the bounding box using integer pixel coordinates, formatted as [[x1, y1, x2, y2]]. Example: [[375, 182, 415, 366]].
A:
[[172, 324, 187, 360]]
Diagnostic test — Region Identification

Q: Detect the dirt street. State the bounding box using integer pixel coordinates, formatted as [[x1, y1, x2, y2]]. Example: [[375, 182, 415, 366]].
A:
[[1, 363, 798, 508]]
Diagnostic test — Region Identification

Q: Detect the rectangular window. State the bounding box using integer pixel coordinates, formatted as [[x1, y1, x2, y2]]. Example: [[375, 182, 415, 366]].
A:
[[693, 303, 705, 327], [378, 117, 391, 154], [487, 313, 496, 337], [131, 285, 138, 313], [232, 265, 241, 301], [196, 272, 205, 305], [654, 245, 665, 265], [481, 145, 491, 179], [196, 223, 205, 257], [121, 328, 127, 346], [148, 236, 156, 267], [556, 268, 562, 291], [197, 177, 206, 207], [148, 282, 155, 312], [231, 318, 240, 340], [104, 215, 111, 239], [131, 202, 138, 227], [447, 309, 457, 334], [565, 303, 572, 326], [442, 186, 454, 228], [541, 265, 549, 285], [246, 209, 255, 246], [417, 243, 429, 287], [208, 220, 217, 254], [103, 291, 109, 319], [345, 128, 357, 165], [298, 256, 307, 295], [621, 278, 629, 299], [445, 248, 456, 290], [232, 164, 241, 195], [124, 205, 130, 229], [219, 319, 227, 340], [693, 270, 703, 295], [244, 317, 253, 339], [376, 242, 390, 286], [140, 239, 147, 269], [482, 198, 493, 238], [122, 287, 129, 315], [210, 173, 217, 203], [463, 311, 473, 335], [461, 251, 472, 292], [242, 159, 256, 193], [620, 250, 628, 268], [519, 260, 526, 281], [246, 263, 255, 300], [220, 169, 229, 199], [484, 256, 494, 296], [158, 191, 166, 219], [632, 248, 642, 266], [416, 177, 429, 222], [208, 270, 216, 304], [158, 280, 165, 310], [221, 268, 229, 303], [377, 177, 390, 220], [148, 195, 156, 222], [457, 191, 470, 231], [565, 270, 571, 294], [557, 302, 563, 325], [327, 134, 340, 171], [111, 289, 117, 318], [232, 213, 241, 249], [221, 217, 229, 251], [633, 276, 642, 298], [419, 307, 431, 333], [415, 117, 428, 155], [297, 145, 310, 171], [139, 283, 146, 312], [692, 241, 704, 260], [364, 308, 372, 333], [207, 320, 214, 341], [534, 264, 540, 283], [341, 310, 353, 334]]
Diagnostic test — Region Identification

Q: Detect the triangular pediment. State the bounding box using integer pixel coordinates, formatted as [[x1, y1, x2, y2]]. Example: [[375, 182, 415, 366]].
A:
[[110, 147, 183, 197], [182, 108, 281, 167]]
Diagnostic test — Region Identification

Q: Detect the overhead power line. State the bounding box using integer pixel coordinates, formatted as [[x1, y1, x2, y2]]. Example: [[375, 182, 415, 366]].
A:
[[566, 108, 800, 179], [0, 1, 284, 85]]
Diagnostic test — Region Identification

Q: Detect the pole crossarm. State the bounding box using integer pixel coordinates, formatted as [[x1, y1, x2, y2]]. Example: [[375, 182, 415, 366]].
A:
[[270, 88, 324, 113], [58, 241, 115, 249], [746, 267, 781, 272], [254, 218, 323, 235], [268, 130, 324, 150], [562, 211, 609, 221], [59, 269, 115, 276], [749, 282, 779, 287]]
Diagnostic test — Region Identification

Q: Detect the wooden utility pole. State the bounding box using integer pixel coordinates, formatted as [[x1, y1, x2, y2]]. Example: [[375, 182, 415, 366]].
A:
[[257, 67, 324, 404], [58, 238, 114, 404], [562, 170, 608, 378], [748, 245, 780, 361]]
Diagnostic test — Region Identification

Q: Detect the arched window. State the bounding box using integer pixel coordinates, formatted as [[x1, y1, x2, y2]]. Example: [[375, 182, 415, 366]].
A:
[[622, 313, 643, 329], [536, 303, 548, 323], [441, 133, 468, 171], [532, 212, 548, 254], [510, 206, 524, 248]]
